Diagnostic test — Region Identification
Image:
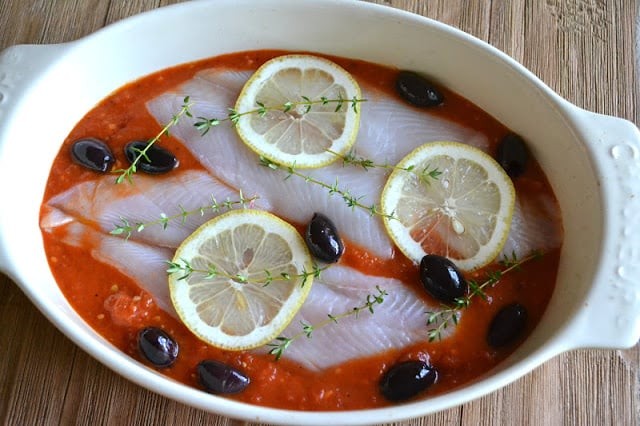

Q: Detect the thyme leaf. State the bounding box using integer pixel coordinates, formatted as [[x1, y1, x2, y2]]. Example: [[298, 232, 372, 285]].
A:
[[113, 96, 193, 184], [267, 285, 388, 360], [110, 192, 257, 240], [419, 164, 443, 186], [425, 250, 543, 342]]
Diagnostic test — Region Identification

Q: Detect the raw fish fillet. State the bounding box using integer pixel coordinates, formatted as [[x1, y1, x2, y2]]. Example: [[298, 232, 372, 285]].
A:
[[44, 212, 444, 369], [42, 221, 176, 315], [41, 170, 266, 249], [147, 69, 490, 259], [354, 89, 489, 164], [501, 192, 563, 259], [270, 264, 443, 370]]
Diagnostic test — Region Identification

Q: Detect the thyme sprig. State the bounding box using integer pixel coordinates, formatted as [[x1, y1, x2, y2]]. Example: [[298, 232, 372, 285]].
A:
[[114, 96, 193, 184], [110, 192, 257, 239], [258, 156, 397, 220], [166, 258, 328, 288], [425, 250, 543, 342], [329, 149, 443, 185], [268, 285, 388, 360], [328, 149, 415, 172], [194, 95, 367, 136]]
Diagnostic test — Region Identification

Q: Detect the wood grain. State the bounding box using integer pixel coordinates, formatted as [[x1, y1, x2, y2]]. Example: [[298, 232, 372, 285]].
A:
[[0, 0, 638, 424]]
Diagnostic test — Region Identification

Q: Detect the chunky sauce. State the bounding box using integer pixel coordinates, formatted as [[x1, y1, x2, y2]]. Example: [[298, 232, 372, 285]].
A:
[[41, 50, 560, 410]]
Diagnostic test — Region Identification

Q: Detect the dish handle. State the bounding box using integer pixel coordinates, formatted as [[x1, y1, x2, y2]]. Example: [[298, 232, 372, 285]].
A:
[[568, 108, 640, 350], [0, 43, 69, 275]]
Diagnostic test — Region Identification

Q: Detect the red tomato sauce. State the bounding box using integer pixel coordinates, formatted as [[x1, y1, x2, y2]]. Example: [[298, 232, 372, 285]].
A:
[[40, 50, 560, 410]]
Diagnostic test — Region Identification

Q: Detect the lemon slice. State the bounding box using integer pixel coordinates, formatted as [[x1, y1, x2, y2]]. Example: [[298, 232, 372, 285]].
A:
[[234, 54, 361, 168], [381, 142, 515, 271], [169, 210, 314, 350]]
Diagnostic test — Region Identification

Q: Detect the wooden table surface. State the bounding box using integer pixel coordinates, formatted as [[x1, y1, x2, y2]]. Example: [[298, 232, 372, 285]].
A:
[[1, 0, 638, 424]]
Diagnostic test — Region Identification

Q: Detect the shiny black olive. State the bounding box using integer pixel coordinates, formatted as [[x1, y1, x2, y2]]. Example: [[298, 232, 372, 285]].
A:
[[137, 327, 179, 368], [380, 360, 438, 402], [419, 254, 468, 304], [496, 133, 529, 178], [124, 141, 178, 174], [395, 70, 444, 107], [487, 303, 528, 348], [305, 213, 345, 263], [71, 138, 115, 172], [197, 360, 250, 394]]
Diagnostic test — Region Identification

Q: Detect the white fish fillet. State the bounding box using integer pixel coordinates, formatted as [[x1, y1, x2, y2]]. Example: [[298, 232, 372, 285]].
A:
[[354, 89, 489, 163], [42, 221, 177, 315], [146, 69, 490, 258], [501, 192, 563, 259], [269, 264, 443, 370], [41, 170, 266, 249], [46, 214, 444, 369]]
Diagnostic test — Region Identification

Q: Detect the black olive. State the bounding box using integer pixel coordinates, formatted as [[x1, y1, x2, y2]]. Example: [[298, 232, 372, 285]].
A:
[[496, 133, 528, 178], [124, 141, 178, 174], [137, 327, 179, 368], [197, 360, 250, 394], [71, 138, 115, 172], [380, 360, 438, 402], [419, 254, 468, 304], [395, 70, 444, 107], [487, 303, 528, 348], [305, 213, 345, 263]]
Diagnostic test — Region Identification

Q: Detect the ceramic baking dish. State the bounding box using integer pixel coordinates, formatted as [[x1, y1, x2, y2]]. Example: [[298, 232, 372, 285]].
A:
[[1, 0, 639, 424]]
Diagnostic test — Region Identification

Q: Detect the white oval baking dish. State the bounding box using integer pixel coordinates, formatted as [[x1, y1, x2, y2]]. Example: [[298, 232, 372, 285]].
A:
[[0, 1, 639, 424]]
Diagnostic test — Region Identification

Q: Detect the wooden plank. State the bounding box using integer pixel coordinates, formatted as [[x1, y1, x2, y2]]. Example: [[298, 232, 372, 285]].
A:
[[0, 1, 55, 48]]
